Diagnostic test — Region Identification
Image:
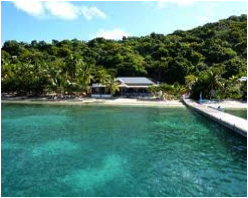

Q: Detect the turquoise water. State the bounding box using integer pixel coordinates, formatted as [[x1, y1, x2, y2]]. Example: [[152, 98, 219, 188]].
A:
[[225, 109, 247, 119], [1, 103, 247, 197]]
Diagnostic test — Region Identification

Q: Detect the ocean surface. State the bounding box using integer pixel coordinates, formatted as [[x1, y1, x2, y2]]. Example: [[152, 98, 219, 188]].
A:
[[1, 103, 247, 197], [225, 108, 247, 119]]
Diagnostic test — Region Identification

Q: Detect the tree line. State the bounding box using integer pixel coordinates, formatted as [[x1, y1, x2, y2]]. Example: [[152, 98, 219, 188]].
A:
[[1, 14, 247, 99]]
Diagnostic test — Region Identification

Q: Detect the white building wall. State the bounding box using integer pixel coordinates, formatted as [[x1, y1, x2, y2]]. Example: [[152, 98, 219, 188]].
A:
[[91, 94, 112, 98]]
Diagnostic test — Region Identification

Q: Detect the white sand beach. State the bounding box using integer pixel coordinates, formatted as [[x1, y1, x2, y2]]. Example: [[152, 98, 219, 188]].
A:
[[1, 97, 184, 107], [1, 97, 247, 109]]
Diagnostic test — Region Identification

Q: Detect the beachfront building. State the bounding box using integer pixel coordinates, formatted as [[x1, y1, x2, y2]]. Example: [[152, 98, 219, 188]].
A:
[[91, 77, 157, 98], [239, 76, 247, 82]]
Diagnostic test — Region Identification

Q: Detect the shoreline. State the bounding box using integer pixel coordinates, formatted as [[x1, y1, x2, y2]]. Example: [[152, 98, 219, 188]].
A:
[[1, 97, 247, 109], [1, 98, 184, 107]]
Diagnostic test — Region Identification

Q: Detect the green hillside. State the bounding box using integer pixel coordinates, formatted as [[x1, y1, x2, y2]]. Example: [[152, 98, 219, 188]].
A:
[[1, 14, 247, 99]]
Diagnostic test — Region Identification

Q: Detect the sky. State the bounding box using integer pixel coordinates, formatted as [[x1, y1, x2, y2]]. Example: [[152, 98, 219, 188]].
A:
[[1, 1, 247, 44]]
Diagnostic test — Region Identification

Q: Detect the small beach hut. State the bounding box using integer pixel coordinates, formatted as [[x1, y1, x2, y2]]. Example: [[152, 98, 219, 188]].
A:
[[90, 77, 157, 98]]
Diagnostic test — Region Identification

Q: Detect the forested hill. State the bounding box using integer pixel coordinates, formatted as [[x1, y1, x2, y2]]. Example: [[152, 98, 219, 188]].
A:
[[1, 14, 247, 97]]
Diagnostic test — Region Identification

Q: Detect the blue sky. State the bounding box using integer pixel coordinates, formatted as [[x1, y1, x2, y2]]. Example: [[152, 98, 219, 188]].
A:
[[1, 1, 247, 44]]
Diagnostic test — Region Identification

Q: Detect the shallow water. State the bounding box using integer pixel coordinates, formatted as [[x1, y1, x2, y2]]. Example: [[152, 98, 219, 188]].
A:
[[1, 103, 247, 197], [225, 108, 247, 119]]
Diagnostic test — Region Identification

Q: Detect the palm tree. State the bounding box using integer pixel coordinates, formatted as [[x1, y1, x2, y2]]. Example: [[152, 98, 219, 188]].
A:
[[1, 62, 17, 94], [207, 70, 224, 99], [159, 84, 176, 100], [185, 74, 198, 91], [48, 60, 67, 95], [223, 76, 242, 99], [94, 67, 111, 85], [65, 55, 78, 81], [106, 77, 119, 95], [148, 85, 159, 97], [76, 60, 95, 93]]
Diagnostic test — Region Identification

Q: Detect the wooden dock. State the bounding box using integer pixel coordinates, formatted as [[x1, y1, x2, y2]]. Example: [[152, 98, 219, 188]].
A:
[[183, 99, 247, 137]]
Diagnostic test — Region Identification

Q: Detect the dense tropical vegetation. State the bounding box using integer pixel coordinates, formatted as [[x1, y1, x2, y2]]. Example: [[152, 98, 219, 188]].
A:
[[1, 15, 247, 100]]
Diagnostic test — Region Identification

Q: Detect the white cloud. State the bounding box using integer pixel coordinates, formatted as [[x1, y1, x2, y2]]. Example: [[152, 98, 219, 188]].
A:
[[12, 1, 45, 17], [44, 1, 79, 20], [11, 1, 107, 21], [95, 29, 130, 40], [81, 6, 107, 20]]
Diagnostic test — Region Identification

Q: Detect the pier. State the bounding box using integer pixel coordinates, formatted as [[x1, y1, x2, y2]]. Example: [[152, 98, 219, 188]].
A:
[[183, 99, 247, 137]]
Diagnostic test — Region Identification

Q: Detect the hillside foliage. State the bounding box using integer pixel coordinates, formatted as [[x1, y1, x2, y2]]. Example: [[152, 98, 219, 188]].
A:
[[1, 15, 247, 99]]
